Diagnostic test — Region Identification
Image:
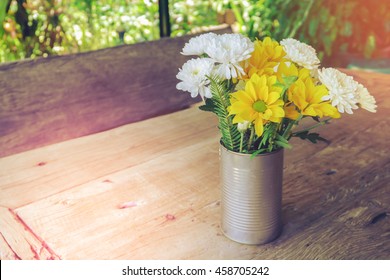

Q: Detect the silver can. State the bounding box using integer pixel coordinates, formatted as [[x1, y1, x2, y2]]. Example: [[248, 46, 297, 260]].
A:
[[220, 145, 283, 245]]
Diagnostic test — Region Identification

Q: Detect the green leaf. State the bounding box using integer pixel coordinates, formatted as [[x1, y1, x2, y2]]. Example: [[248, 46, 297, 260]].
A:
[[309, 19, 319, 37], [230, 1, 244, 26], [273, 80, 285, 88], [282, 75, 298, 87], [323, 35, 333, 56], [341, 21, 352, 37], [294, 131, 328, 144], [207, 76, 242, 152], [364, 34, 376, 58], [250, 148, 268, 158], [312, 116, 320, 122], [254, 122, 278, 151], [199, 98, 215, 112], [0, 0, 8, 36], [275, 134, 292, 149], [275, 140, 292, 149]]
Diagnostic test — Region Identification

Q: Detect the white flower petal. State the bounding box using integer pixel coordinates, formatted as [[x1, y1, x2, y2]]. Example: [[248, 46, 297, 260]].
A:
[[237, 121, 250, 133], [281, 38, 320, 70], [176, 81, 185, 91], [176, 58, 214, 99], [356, 84, 377, 113], [205, 33, 254, 79], [318, 67, 359, 114], [204, 88, 212, 99], [181, 33, 218, 56]]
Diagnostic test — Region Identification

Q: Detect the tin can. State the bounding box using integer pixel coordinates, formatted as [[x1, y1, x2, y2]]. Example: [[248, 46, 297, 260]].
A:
[[220, 145, 283, 245]]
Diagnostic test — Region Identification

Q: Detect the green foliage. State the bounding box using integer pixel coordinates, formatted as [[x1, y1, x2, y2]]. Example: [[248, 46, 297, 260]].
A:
[[198, 98, 215, 113], [200, 77, 241, 152], [267, 0, 390, 61], [274, 133, 292, 149], [215, 0, 389, 62], [2, 0, 388, 63], [0, 1, 8, 36], [293, 131, 328, 144], [290, 117, 331, 144], [0, 0, 154, 62], [169, 0, 218, 37], [253, 122, 290, 153], [0, 0, 221, 63]]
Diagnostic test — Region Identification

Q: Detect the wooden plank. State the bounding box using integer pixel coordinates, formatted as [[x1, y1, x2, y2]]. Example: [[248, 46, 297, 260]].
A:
[[0, 26, 231, 157], [0, 105, 218, 209], [0, 207, 60, 260], [12, 138, 221, 259], [0, 232, 19, 260], [12, 116, 389, 259]]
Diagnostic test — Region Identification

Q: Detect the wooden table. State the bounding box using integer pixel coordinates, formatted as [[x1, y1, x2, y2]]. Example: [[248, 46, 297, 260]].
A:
[[0, 69, 389, 260]]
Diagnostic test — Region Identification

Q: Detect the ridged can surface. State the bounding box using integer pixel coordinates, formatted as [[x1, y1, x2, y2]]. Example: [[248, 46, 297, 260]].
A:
[[220, 145, 283, 245]]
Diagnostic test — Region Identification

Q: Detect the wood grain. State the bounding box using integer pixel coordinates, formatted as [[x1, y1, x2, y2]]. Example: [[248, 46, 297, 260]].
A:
[[0, 207, 60, 260], [0, 26, 231, 157], [0, 69, 389, 259], [0, 105, 218, 209]]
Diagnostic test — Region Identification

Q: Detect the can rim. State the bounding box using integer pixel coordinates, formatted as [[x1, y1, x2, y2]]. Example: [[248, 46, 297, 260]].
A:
[[219, 141, 283, 158]]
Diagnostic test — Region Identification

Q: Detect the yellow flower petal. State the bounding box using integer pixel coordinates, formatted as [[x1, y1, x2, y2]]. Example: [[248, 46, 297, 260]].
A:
[[229, 100, 252, 115], [303, 106, 317, 117], [267, 91, 280, 104], [245, 81, 257, 101], [272, 99, 284, 106], [250, 73, 262, 85], [229, 72, 285, 134], [232, 90, 254, 104], [263, 108, 272, 120], [285, 105, 300, 120], [241, 38, 286, 79], [270, 106, 285, 118], [232, 114, 246, 124], [254, 117, 264, 137]]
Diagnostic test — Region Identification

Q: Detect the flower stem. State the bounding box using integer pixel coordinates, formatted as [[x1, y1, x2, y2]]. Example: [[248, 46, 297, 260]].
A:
[[239, 132, 244, 153], [247, 126, 255, 151], [282, 114, 303, 140], [281, 120, 295, 140], [292, 118, 331, 136]]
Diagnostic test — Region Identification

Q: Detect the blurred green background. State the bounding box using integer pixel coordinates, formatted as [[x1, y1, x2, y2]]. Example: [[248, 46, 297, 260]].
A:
[[1, 0, 389, 71]]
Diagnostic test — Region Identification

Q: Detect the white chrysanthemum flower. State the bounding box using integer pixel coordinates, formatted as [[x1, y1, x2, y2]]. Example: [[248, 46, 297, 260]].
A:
[[280, 38, 320, 70], [356, 84, 377, 113], [205, 33, 254, 79], [176, 58, 214, 100], [318, 68, 359, 114], [181, 33, 218, 56], [237, 121, 250, 133]]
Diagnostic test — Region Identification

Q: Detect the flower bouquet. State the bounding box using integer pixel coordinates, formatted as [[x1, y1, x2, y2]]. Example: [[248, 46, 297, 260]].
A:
[[176, 33, 377, 244], [176, 33, 376, 154]]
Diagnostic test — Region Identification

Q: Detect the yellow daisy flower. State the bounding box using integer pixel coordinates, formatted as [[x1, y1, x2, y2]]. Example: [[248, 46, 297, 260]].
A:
[[286, 76, 340, 120], [241, 37, 286, 79], [228, 74, 285, 137], [276, 61, 310, 85]]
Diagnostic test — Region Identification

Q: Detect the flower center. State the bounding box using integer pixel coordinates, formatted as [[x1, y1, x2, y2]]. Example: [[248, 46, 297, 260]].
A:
[[253, 100, 267, 113], [192, 69, 200, 76]]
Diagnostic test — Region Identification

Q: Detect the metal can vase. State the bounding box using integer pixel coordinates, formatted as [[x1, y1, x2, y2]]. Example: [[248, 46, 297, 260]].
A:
[[220, 144, 284, 245]]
